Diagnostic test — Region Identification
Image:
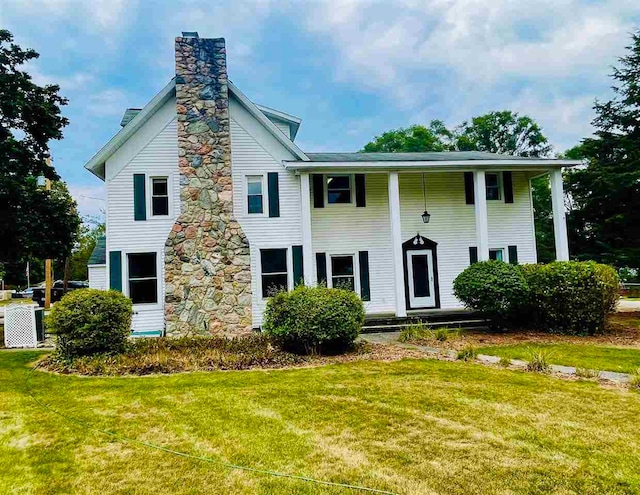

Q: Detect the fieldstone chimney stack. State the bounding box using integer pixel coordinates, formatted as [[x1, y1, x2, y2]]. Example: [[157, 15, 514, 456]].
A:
[[164, 34, 252, 336]]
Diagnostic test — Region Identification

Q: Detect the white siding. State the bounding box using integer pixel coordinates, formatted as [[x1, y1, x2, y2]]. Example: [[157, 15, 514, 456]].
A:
[[271, 120, 291, 139], [398, 171, 536, 309], [230, 96, 302, 327], [310, 173, 395, 315], [105, 97, 179, 333], [88, 265, 106, 290]]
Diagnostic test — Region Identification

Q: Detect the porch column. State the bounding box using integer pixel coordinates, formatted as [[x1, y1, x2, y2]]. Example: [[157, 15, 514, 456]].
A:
[[388, 171, 407, 317], [300, 172, 314, 285], [473, 170, 490, 261], [549, 168, 569, 261]]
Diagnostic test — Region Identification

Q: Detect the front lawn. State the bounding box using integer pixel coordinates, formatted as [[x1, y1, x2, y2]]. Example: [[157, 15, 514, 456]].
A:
[[477, 342, 640, 374], [2, 351, 640, 494]]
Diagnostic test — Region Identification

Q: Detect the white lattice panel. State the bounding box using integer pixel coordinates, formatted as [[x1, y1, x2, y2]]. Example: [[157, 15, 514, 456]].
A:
[[4, 304, 37, 348]]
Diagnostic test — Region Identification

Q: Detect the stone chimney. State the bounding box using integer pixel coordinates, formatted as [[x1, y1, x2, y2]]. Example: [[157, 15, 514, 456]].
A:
[[164, 33, 252, 336]]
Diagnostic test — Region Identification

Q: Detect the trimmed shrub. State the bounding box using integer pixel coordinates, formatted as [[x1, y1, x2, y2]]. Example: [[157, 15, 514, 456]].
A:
[[523, 261, 618, 335], [47, 289, 133, 359], [262, 285, 365, 354], [453, 261, 529, 327]]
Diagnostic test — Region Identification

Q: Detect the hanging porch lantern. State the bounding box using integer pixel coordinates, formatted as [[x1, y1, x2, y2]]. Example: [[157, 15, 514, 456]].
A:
[[421, 173, 431, 223]]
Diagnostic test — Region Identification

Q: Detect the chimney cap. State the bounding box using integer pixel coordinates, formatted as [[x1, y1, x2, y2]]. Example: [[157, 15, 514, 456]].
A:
[[181, 31, 199, 38]]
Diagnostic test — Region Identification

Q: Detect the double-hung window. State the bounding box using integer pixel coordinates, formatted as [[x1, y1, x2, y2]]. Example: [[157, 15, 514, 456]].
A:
[[151, 177, 169, 216], [327, 175, 352, 204], [330, 255, 355, 291], [247, 176, 264, 214], [260, 249, 288, 297], [128, 253, 158, 304], [489, 248, 504, 261], [486, 173, 501, 201]]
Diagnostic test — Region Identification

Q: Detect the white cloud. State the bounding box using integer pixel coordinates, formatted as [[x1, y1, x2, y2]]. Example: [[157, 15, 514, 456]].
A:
[[86, 89, 129, 117]]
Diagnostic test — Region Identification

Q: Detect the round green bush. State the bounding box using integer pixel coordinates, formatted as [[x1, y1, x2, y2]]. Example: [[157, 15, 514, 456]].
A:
[[523, 261, 618, 335], [453, 261, 529, 327], [262, 285, 365, 354], [47, 289, 133, 358]]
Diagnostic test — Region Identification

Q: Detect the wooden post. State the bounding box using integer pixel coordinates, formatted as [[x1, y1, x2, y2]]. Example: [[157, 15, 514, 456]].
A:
[[44, 156, 52, 309]]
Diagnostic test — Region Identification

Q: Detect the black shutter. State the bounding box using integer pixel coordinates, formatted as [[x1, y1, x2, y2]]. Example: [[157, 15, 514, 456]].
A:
[[316, 252, 327, 284], [503, 171, 514, 204], [469, 247, 478, 265], [312, 174, 324, 208], [268, 172, 280, 217], [464, 172, 475, 204], [133, 174, 146, 221], [292, 245, 304, 285], [358, 251, 370, 301], [109, 251, 122, 291], [508, 245, 518, 265], [355, 174, 366, 207]]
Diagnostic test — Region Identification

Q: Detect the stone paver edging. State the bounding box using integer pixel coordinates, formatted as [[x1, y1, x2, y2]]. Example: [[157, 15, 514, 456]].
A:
[[361, 332, 633, 385]]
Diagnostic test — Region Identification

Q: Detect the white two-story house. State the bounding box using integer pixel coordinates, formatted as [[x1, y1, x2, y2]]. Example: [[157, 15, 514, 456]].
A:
[[85, 33, 579, 337]]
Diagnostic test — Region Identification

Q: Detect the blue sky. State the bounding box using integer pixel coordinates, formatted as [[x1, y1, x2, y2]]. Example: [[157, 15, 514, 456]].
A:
[[2, 0, 639, 219]]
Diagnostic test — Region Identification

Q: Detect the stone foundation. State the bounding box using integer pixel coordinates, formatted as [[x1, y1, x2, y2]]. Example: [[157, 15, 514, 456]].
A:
[[164, 36, 252, 336]]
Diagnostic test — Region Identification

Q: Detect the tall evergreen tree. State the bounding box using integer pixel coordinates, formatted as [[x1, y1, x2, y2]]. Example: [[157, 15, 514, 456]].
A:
[[566, 31, 640, 269]]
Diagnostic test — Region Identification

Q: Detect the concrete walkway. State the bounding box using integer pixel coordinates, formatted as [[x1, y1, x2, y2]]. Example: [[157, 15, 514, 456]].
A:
[[617, 299, 640, 312], [361, 331, 633, 384]]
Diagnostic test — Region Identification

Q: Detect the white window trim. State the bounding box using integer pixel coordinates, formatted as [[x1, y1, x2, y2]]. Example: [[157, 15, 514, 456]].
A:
[[489, 247, 506, 261], [327, 253, 360, 293], [246, 174, 268, 216], [123, 250, 163, 310], [485, 172, 503, 201], [147, 174, 172, 219], [325, 174, 354, 206], [258, 246, 292, 300]]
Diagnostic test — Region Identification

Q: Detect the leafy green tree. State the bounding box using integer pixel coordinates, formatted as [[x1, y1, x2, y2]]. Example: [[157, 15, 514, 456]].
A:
[[0, 29, 80, 263], [362, 121, 453, 152], [453, 110, 552, 157], [565, 31, 640, 269], [68, 219, 105, 280]]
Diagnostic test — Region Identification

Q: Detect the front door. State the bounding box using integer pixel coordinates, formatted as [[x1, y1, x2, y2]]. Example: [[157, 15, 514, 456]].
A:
[[406, 250, 435, 308]]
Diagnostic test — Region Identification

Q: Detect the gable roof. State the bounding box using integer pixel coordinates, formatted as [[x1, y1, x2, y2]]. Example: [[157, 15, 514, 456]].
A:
[[84, 79, 308, 180], [255, 104, 301, 140], [88, 236, 106, 265]]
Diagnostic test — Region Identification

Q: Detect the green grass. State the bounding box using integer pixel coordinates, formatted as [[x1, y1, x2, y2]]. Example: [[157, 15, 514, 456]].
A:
[[0, 298, 35, 307], [478, 342, 640, 374], [2, 351, 640, 494]]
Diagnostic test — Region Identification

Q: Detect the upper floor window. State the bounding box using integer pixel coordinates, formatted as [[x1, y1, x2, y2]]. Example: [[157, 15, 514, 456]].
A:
[[151, 177, 169, 216], [486, 173, 501, 201], [489, 248, 504, 261], [260, 248, 288, 297], [247, 176, 264, 214], [128, 253, 158, 304], [327, 175, 352, 204]]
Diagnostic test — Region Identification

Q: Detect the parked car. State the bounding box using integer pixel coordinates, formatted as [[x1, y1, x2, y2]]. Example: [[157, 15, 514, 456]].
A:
[[13, 287, 39, 299], [32, 280, 89, 307]]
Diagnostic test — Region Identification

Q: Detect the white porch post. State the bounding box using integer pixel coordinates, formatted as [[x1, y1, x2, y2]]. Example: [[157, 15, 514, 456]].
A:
[[473, 170, 490, 261], [549, 168, 570, 261], [388, 171, 407, 317], [300, 172, 315, 285]]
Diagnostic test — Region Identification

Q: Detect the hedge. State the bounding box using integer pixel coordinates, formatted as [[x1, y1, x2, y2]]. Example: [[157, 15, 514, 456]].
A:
[[262, 285, 365, 354]]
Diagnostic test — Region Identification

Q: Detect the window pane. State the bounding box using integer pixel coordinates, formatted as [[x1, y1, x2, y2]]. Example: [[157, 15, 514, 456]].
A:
[[152, 196, 169, 216], [486, 187, 500, 201], [128, 253, 157, 279], [129, 279, 157, 304], [328, 190, 351, 204], [486, 174, 499, 187], [412, 255, 430, 297], [332, 276, 355, 291], [262, 274, 288, 297], [248, 194, 263, 214], [152, 178, 168, 196], [331, 256, 354, 276], [489, 249, 503, 261], [261, 249, 287, 274], [247, 180, 262, 196], [327, 176, 350, 190]]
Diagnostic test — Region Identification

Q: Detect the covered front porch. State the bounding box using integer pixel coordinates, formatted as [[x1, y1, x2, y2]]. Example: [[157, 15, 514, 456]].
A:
[[285, 152, 580, 319]]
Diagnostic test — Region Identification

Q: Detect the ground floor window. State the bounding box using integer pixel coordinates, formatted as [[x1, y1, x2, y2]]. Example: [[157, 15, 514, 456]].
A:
[[128, 253, 158, 304], [261, 248, 288, 297], [330, 255, 355, 291], [489, 248, 504, 261]]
